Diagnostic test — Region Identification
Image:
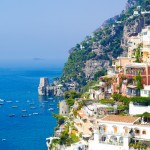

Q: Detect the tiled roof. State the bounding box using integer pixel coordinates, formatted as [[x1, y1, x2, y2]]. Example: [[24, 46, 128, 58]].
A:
[[100, 115, 140, 124], [77, 110, 87, 118]]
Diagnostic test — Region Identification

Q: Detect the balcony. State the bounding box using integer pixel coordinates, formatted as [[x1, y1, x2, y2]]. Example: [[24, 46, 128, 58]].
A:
[[142, 47, 150, 52], [99, 130, 130, 137], [99, 140, 123, 146], [74, 123, 82, 133]]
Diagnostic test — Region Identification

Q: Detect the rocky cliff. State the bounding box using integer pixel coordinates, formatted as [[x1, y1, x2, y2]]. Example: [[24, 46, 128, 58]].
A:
[[59, 0, 150, 91]]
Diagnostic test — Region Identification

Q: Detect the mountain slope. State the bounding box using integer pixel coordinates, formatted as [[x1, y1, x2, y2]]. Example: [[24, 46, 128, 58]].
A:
[[60, 0, 150, 90]]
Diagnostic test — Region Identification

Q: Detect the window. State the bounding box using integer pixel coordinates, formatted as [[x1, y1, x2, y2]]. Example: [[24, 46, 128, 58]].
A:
[[103, 126, 107, 132], [144, 90, 147, 95], [143, 32, 147, 35], [113, 126, 118, 133], [142, 130, 146, 135], [135, 129, 140, 135]]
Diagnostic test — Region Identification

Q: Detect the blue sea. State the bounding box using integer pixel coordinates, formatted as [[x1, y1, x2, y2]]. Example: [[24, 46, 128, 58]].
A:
[[0, 68, 63, 150]]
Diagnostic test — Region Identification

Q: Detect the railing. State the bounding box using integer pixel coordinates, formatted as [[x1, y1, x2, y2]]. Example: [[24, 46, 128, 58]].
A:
[[99, 131, 130, 137], [141, 47, 150, 52], [74, 123, 83, 133], [99, 140, 123, 146]]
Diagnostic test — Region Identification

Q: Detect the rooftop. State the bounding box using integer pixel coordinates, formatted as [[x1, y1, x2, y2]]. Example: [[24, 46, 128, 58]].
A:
[[77, 110, 87, 118], [100, 115, 140, 124], [126, 63, 149, 68]]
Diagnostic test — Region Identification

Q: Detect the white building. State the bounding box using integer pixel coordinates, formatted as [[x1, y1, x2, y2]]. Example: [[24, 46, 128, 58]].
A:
[[141, 85, 150, 97], [89, 115, 150, 150], [129, 102, 150, 115], [59, 100, 69, 116], [133, 11, 139, 16], [128, 35, 141, 58]]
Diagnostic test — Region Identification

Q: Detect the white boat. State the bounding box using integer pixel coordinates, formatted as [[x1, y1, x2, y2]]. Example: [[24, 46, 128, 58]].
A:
[[21, 114, 28, 117], [11, 106, 18, 108], [48, 98, 53, 100], [49, 104, 54, 106], [48, 108, 54, 111], [6, 100, 12, 103], [33, 112, 39, 115], [0, 99, 4, 102], [21, 109, 27, 112], [30, 106, 36, 109], [2, 139, 6, 141]]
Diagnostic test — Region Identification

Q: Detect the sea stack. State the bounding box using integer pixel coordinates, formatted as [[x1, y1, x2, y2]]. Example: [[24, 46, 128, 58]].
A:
[[38, 77, 50, 96], [38, 77, 63, 96]]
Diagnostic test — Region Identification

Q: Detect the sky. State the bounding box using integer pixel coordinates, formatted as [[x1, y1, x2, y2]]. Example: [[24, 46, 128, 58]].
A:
[[0, 0, 127, 68]]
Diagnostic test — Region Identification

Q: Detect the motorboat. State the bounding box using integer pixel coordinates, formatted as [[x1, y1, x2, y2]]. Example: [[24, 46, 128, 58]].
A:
[[6, 101, 12, 103], [11, 106, 18, 108], [30, 106, 36, 109], [0, 99, 4, 102], [21, 114, 28, 117], [21, 109, 27, 112], [8, 114, 15, 117], [33, 112, 39, 115], [48, 108, 54, 111]]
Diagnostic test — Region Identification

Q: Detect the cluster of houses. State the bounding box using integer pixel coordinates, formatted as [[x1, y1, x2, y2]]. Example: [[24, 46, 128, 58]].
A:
[[52, 98, 150, 150], [46, 26, 150, 150], [128, 5, 150, 20], [89, 25, 150, 100]]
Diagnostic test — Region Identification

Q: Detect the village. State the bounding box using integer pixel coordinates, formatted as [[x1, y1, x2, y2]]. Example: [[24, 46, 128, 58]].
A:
[[46, 9, 150, 150]]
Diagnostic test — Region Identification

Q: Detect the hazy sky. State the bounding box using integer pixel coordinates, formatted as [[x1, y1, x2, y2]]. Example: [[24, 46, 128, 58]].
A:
[[0, 0, 127, 68]]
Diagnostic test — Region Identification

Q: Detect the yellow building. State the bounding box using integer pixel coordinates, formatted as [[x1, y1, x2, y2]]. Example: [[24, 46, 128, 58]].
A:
[[128, 35, 141, 58], [141, 26, 150, 63]]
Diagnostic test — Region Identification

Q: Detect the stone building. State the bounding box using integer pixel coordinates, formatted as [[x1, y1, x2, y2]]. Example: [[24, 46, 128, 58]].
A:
[[59, 100, 69, 116]]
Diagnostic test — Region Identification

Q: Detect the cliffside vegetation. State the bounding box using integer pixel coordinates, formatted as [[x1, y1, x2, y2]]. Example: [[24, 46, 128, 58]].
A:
[[60, 0, 150, 90], [64, 90, 81, 107]]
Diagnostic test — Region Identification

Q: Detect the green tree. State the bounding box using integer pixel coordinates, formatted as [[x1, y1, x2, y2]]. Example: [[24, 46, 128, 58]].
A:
[[135, 46, 141, 63], [94, 69, 106, 80]]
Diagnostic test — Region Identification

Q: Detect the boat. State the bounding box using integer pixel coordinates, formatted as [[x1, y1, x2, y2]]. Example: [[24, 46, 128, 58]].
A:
[[6, 100, 12, 103], [49, 104, 54, 106], [29, 102, 35, 105], [33, 112, 39, 115], [8, 114, 15, 117], [21, 114, 28, 117], [48, 98, 53, 100], [48, 108, 54, 111], [0, 99, 4, 102], [2, 139, 6, 141], [30, 106, 36, 109], [16, 100, 19, 103], [11, 106, 18, 108], [21, 109, 27, 112], [0, 103, 4, 105]]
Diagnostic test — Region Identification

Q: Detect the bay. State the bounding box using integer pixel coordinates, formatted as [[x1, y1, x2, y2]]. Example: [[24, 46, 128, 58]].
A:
[[0, 68, 62, 150]]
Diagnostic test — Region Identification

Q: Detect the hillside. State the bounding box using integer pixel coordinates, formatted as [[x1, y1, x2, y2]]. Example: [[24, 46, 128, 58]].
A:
[[60, 0, 150, 91]]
